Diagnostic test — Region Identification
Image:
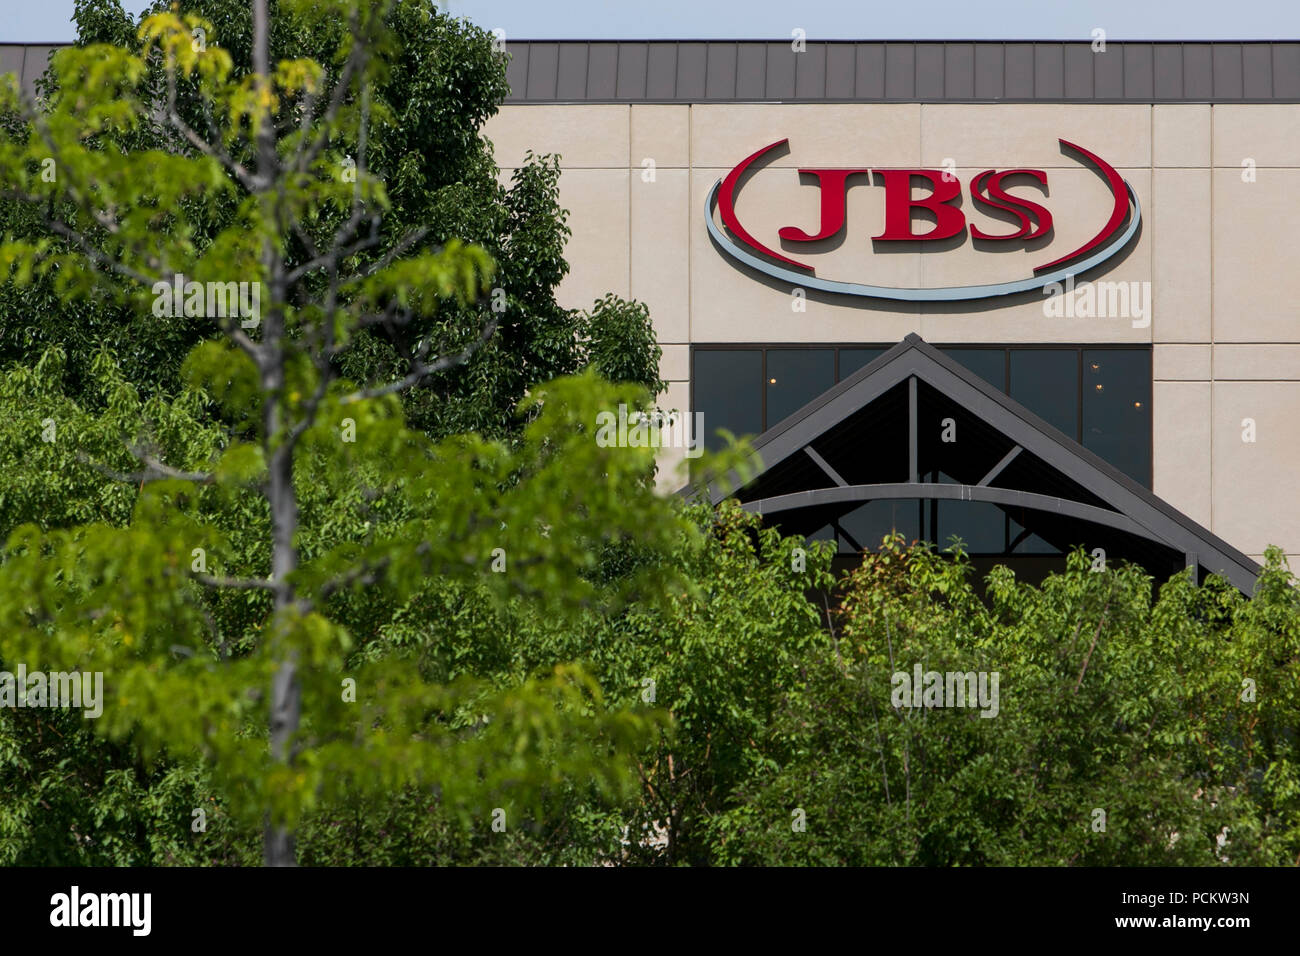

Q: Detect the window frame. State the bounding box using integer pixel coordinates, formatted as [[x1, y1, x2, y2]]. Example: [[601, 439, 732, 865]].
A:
[[689, 342, 1152, 487]]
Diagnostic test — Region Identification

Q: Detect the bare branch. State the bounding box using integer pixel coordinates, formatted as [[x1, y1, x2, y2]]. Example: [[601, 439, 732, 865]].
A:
[[347, 225, 430, 284], [214, 312, 265, 367], [76, 450, 213, 486], [292, 13, 368, 176], [251, 0, 277, 190], [160, 51, 259, 192], [291, 72, 321, 145], [44, 219, 160, 288], [286, 83, 379, 289], [285, 226, 381, 285], [318, 556, 390, 601], [352, 299, 402, 333], [283, 330, 337, 449], [126, 443, 217, 484], [290, 223, 322, 265], [331, 81, 372, 254], [75, 455, 148, 486], [339, 317, 499, 406], [192, 571, 276, 592], [318, 542, 432, 601]]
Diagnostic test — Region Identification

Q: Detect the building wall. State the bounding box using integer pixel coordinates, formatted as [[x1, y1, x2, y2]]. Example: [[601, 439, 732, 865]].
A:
[[483, 101, 1300, 567]]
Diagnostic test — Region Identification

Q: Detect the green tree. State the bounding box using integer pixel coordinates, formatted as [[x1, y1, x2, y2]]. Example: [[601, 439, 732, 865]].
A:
[[3, 3, 1295, 870], [279, 500, 837, 866], [0, 0, 685, 865], [709, 535, 1300, 866], [1, 0, 663, 440]]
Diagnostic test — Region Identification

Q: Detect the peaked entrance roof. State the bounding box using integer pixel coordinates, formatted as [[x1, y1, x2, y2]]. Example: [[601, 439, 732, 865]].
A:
[[683, 334, 1260, 594]]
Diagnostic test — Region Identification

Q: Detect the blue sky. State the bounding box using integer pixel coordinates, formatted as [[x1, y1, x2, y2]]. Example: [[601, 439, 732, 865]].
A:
[[6, 0, 1299, 43]]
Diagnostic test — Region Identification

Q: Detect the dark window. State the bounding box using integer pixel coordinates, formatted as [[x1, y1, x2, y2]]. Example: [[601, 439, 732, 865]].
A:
[[944, 348, 1006, 390], [839, 500, 920, 552], [693, 349, 762, 453], [933, 500, 1009, 554], [1010, 349, 1078, 438], [691, 343, 1150, 488], [838, 348, 885, 379], [766, 349, 835, 426], [1008, 515, 1061, 554], [808, 524, 837, 547], [1083, 349, 1151, 485]]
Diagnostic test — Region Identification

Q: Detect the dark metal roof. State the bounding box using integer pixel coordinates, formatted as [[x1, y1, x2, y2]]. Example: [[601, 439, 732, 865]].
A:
[[682, 334, 1262, 593], [501, 40, 1300, 103], [5, 41, 1297, 103]]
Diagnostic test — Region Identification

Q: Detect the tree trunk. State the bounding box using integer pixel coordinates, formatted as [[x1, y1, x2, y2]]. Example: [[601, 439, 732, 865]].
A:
[[250, 0, 303, 869], [265, 652, 300, 866], [262, 287, 300, 868]]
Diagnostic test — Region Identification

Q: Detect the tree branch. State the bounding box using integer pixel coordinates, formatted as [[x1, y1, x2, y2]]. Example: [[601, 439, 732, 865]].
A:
[[165, 65, 257, 192], [285, 83, 379, 287], [192, 571, 276, 591], [285, 226, 381, 285], [348, 225, 430, 284], [76, 450, 213, 486], [126, 443, 216, 484], [1073, 586, 1115, 695], [338, 317, 498, 406], [43, 219, 160, 288], [292, 14, 367, 176]]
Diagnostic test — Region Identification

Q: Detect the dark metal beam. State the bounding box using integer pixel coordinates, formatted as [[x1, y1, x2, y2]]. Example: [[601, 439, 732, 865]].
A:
[[908, 376, 918, 484], [803, 445, 847, 488], [692, 337, 918, 505], [978, 445, 1022, 487], [838, 523, 865, 553], [741, 482, 1173, 549]]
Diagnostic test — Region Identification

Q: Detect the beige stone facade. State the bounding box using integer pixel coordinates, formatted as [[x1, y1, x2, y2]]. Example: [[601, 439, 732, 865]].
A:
[[483, 102, 1300, 566]]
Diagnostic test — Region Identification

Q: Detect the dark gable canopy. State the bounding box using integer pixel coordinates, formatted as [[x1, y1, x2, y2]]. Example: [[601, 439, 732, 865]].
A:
[[682, 334, 1260, 594]]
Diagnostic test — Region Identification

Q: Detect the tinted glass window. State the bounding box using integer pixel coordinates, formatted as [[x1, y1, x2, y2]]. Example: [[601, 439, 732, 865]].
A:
[[766, 349, 835, 426], [942, 348, 1006, 390], [1008, 516, 1061, 554], [808, 525, 836, 546], [838, 348, 885, 380], [691, 345, 1152, 535], [839, 500, 920, 552], [1083, 349, 1150, 485], [933, 500, 1006, 554], [1010, 349, 1078, 438], [694, 350, 761, 452]]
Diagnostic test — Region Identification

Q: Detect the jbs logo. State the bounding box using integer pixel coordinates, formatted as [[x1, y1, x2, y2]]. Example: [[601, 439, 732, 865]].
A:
[[705, 138, 1140, 302]]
